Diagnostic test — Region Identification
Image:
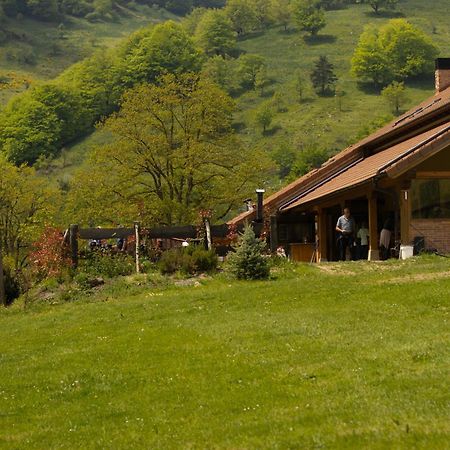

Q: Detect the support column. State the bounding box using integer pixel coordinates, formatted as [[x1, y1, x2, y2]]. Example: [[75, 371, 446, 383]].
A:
[[317, 208, 328, 262], [368, 195, 380, 261], [269, 215, 278, 253], [69, 224, 79, 269], [400, 189, 411, 245]]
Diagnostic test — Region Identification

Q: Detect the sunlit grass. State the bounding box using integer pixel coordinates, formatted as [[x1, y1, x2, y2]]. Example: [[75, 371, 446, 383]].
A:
[[1, 255, 449, 448]]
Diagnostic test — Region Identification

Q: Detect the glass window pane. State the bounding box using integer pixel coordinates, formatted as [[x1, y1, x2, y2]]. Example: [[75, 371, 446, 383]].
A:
[[411, 179, 450, 219]]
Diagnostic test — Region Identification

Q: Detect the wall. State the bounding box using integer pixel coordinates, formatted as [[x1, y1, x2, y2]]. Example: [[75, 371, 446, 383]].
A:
[[409, 219, 450, 253]]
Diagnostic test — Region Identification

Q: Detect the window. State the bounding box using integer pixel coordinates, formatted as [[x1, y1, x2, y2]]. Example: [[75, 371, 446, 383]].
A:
[[411, 178, 450, 219]]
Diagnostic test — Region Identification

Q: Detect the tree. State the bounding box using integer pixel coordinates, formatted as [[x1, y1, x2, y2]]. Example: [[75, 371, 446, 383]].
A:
[[237, 54, 266, 89], [382, 81, 409, 114], [251, 0, 274, 29], [201, 55, 239, 93], [25, 0, 59, 20], [335, 85, 346, 112], [255, 104, 274, 133], [293, 71, 306, 102], [227, 224, 269, 280], [272, 90, 287, 112], [195, 9, 237, 56], [254, 65, 269, 95], [183, 7, 208, 35], [367, 0, 398, 15], [66, 74, 272, 226], [123, 21, 203, 85], [225, 0, 259, 35], [291, 0, 326, 36], [310, 56, 337, 95], [351, 20, 439, 86], [270, 0, 291, 31]]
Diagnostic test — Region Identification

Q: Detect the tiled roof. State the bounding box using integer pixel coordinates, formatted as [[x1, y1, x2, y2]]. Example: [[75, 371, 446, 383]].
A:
[[283, 123, 450, 210], [228, 85, 450, 225]]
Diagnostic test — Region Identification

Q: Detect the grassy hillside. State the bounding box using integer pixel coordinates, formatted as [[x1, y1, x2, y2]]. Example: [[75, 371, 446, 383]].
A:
[[1, 256, 449, 448], [0, 4, 177, 106], [45, 0, 450, 191], [235, 0, 450, 182]]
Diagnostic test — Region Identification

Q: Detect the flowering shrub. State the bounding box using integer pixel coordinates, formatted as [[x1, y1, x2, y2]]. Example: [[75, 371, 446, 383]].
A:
[[29, 227, 70, 280]]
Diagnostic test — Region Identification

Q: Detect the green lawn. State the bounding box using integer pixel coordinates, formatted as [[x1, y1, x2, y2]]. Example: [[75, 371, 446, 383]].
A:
[[1, 256, 449, 449]]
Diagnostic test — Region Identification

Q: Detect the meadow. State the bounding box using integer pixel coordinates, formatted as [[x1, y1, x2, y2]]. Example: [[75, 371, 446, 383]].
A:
[[1, 256, 449, 449]]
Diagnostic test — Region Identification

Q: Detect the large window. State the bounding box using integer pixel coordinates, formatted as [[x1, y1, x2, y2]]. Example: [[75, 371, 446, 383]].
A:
[[411, 178, 450, 219]]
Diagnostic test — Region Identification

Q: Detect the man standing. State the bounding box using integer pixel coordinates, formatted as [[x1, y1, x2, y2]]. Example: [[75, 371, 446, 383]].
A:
[[336, 207, 355, 261]]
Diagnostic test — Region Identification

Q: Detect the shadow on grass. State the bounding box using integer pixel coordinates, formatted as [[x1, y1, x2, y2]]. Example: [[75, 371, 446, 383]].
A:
[[364, 10, 405, 19], [232, 121, 246, 133], [263, 125, 282, 137], [304, 34, 337, 46], [356, 81, 382, 96], [237, 30, 265, 42]]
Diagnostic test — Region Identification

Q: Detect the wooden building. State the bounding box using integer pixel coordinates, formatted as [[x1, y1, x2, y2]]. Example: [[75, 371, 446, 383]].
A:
[[229, 59, 450, 262]]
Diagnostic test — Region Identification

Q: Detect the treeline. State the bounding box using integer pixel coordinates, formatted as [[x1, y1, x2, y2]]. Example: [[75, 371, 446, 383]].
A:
[[0, 20, 203, 164], [0, 0, 225, 21]]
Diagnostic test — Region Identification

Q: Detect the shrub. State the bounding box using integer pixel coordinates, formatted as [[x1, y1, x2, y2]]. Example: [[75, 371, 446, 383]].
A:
[[3, 264, 21, 305], [159, 246, 218, 275], [227, 225, 270, 280], [81, 252, 134, 278]]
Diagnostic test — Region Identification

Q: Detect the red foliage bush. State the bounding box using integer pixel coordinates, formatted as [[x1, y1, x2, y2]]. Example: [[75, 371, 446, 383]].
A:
[[29, 227, 70, 279]]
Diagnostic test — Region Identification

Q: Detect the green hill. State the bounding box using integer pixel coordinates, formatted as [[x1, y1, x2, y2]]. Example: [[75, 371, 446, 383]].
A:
[[0, 4, 177, 106], [42, 0, 450, 192]]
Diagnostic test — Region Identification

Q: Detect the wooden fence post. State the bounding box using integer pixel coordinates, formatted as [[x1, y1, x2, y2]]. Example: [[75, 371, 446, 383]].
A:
[[0, 240, 5, 306], [69, 224, 79, 269], [204, 218, 212, 250], [134, 222, 140, 274]]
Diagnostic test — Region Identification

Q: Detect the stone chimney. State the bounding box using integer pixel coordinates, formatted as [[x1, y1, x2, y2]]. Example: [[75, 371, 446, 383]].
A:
[[435, 58, 450, 92]]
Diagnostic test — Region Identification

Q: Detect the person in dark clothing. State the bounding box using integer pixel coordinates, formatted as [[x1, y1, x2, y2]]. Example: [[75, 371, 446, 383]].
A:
[[336, 208, 355, 261]]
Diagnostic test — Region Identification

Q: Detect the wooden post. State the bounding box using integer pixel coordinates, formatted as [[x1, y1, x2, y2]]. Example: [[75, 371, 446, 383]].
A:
[[204, 218, 212, 250], [69, 224, 79, 269], [0, 240, 5, 306], [368, 195, 380, 261], [400, 189, 411, 245], [269, 215, 278, 253], [134, 222, 140, 274], [317, 208, 328, 262]]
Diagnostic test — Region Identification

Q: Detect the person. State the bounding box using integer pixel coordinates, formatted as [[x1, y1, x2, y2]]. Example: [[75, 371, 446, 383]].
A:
[[336, 207, 355, 261], [380, 217, 394, 260], [276, 246, 287, 258], [357, 222, 369, 260]]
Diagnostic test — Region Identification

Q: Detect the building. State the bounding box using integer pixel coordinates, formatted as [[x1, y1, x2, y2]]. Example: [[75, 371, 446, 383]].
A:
[[229, 59, 450, 262]]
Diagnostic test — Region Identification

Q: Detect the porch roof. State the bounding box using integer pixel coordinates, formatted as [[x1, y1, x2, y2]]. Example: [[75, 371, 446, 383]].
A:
[[282, 122, 450, 211]]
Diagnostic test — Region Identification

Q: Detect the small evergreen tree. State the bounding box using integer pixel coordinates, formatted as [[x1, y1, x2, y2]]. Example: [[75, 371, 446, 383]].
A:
[[310, 55, 337, 95], [227, 225, 270, 280]]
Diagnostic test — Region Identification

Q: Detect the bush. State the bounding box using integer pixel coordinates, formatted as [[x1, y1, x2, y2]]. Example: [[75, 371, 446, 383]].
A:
[[159, 246, 218, 275], [81, 252, 134, 278], [227, 225, 270, 280]]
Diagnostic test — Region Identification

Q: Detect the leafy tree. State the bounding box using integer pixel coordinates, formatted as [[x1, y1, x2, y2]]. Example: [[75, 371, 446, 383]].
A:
[[67, 74, 271, 226], [367, 0, 397, 15], [382, 81, 409, 114], [227, 224, 269, 280], [0, 155, 59, 271], [293, 70, 306, 102], [288, 144, 329, 179], [183, 7, 208, 35], [25, 0, 59, 19], [254, 65, 269, 95], [255, 104, 274, 133], [201, 55, 239, 93], [225, 0, 259, 35], [270, 0, 291, 31], [195, 9, 237, 56], [310, 55, 337, 95], [0, 96, 62, 164], [291, 0, 326, 36], [237, 53, 266, 89], [123, 21, 203, 86], [335, 85, 346, 111], [351, 20, 439, 86], [251, 0, 273, 29]]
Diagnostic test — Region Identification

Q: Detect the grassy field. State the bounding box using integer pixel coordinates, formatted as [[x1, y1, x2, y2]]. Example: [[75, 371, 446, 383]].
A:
[[1, 256, 449, 449], [0, 5, 176, 106]]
